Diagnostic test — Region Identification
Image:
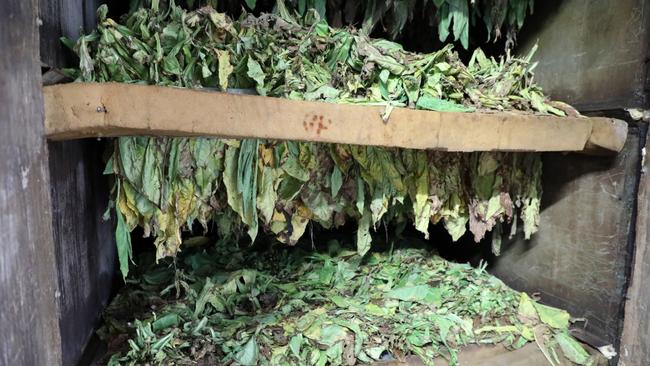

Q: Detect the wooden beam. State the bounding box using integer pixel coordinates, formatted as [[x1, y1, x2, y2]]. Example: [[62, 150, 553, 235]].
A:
[[43, 82, 627, 154]]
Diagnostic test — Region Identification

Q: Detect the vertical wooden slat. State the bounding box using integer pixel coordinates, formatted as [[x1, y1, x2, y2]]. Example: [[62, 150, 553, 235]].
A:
[[0, 0, 62, 365], [38, 0, 117, 364], [48, 139, 117, 366], [619, 128, 650, 365]]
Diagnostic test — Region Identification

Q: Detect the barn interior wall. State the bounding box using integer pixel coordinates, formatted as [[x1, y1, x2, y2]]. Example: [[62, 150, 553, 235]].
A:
[[503, 0, 650, 360], [0, 0, 63, 365], [39, 1, 117, 365], [517, 0, 650, 111], [29, 0, 650, 365], [490, 123, 644, 348]]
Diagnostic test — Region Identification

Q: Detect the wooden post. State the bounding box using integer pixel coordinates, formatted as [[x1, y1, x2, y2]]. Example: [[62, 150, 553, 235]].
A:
[[619, 127, 650, 365], [39, 1, 116, 364], [0, 0, 62, 364]]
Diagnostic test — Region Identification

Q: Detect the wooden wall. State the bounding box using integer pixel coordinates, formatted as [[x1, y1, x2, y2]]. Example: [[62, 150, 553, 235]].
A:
[[39, 1, 117, 365], [490, 124, 644, 349], [509, 0, 650, 360], [0, 0, 646, 365], [0, 0, 63, 365], [619, 131, 650, 365], [518, 0, 650, 111], [48, 140, 117, 366]]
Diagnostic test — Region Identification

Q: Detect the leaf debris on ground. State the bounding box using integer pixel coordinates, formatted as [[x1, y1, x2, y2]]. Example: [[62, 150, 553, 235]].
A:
[[101, 239, 600, 365]]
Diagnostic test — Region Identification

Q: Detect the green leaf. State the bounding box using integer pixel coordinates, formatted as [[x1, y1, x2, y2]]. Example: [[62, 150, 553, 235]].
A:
[[163, 54, 181, 75], [449, 0, 469, 49], [330, 166, 343, 197], [247, 57, 267, 95], [235, 337, 259, 366], [314, 0, 326, 19], [115, 183, 132, 279], [244, 0, 256, 9], [282, 154, 310, 182], [152, 313, 180, 332], [416, 95, 474, 112], [385, 285, 441, 305], [289, 334, 303, 357], [554, 332, 590, 365], [437, 3, 451, 43], [365, 346, 385, 360], [319, 324, 347, 346], [237, 139, 260, 241], [534, 302, 570, 329]]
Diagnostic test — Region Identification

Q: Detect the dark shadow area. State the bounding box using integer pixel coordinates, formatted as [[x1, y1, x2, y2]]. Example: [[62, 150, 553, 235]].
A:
[[513, 0, 564, 55], [48, 138, 120, 366]]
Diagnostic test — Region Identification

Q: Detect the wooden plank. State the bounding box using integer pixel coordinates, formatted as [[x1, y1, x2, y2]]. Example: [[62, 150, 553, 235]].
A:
[[584, 116, 629, 155], [39, 0, 101, 68], [43, 83, 627, 154], [619, 127, 650, 366], [0, 0, 62, 365], [48, 140, 117, 366], [39, 1, 117, 364], [517, 0, 650, 111], [372, 342, 606, 366]]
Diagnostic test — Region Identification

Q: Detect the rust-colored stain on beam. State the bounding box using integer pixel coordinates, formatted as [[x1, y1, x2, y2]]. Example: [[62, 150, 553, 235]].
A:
[[43, 83, 627, 155]]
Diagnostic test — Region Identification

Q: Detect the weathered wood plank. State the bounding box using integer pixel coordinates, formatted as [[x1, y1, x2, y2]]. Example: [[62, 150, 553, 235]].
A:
[[43, 83, 627, 154], [38, 0, 101, 68], [48, 140, 117, 366], [0, 0, 62, 365], [619, 127, 650, 365], [372, 342, 605, 366], [372, 344, 549, 366], [517, 0, 650, 111], [38, 1, 117, 364]]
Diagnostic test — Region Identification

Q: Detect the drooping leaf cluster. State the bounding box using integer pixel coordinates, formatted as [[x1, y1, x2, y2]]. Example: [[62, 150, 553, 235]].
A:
[[64, 2, 562, 274], [108, 137, 542, 266], [278, 0, 534, 49], [101, 241, 598, 365], [131, 0, 535, 49]]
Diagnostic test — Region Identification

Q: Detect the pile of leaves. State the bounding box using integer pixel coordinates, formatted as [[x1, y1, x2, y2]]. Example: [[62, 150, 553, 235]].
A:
[[101, 239, 598, 365], [109, 137, 542, 277], [69, 1, 566, 114]]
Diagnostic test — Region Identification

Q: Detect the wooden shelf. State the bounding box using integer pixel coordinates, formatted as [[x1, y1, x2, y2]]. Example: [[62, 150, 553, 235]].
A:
[[43, 83, 628, 155]]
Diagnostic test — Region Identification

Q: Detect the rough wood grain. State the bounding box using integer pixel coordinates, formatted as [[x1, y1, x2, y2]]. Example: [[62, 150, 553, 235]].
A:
[[490, 125, 643, 347], [48, 140, 117, 366], [38, 1, 116, 365], [38, 0, 100, 68], [517, 0, 650, 111], [619, 128, 650, 366], [43, 83, 627, 154], [372, 342, 605, 366], [0, 0, 62, 365]]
